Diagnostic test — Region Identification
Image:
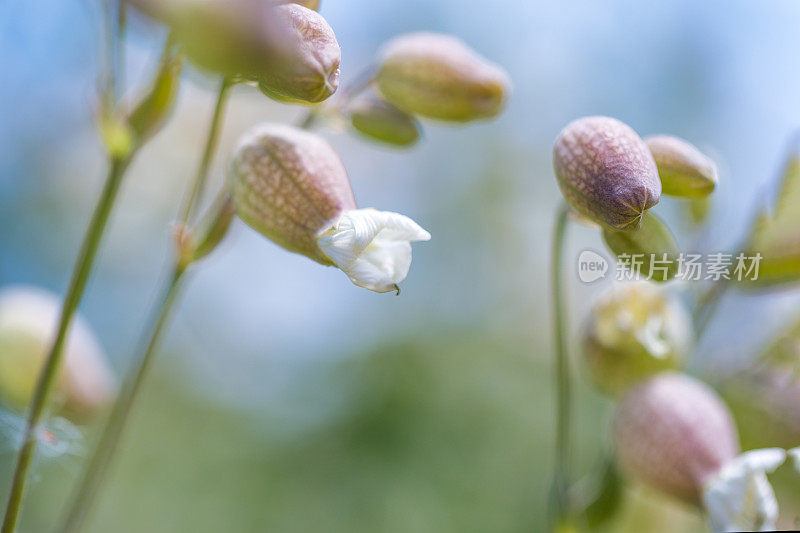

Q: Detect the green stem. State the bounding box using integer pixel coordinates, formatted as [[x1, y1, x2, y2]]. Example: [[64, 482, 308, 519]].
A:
[[0, 155, 131, 533], [59, 75, 234, 532], [693, 277, 730, 339], [59, 267, 185, 533], [549, 202, 572, 530], [177, 77, 233, 226]]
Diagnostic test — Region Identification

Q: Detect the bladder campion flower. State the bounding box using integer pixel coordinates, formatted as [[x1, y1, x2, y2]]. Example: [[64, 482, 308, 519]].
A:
[[0, 286, 116, 419], [375, 32, 511, 123], [228, 124, 430, 293], [613, 373, 786, 532], [582, 283, 690, 396], [645, 135, 718, 198], [553, 116, 661, 231]]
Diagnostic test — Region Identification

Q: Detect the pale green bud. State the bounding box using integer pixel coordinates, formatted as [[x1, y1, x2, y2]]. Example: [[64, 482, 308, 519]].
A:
[[583, 283, 691, 396], [601, 211, 680, 282], [0, 286, 116, 420], [645, 135, 718, 198], [553, 117, 661, 231], [375, 32, 510, 123], [348, 94, 420, 148]]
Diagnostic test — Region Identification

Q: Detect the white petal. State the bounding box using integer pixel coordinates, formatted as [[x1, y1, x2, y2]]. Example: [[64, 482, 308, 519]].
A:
[[702, 448, 786, 533], [790, 447, 800, 472], [316, 208, 430, 293]]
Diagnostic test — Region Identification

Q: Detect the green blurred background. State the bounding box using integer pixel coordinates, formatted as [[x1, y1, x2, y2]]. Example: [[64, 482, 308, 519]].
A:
[[2, 0, 800, 531]]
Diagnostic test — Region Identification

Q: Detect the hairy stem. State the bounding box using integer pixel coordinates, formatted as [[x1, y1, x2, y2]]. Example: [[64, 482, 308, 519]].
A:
[[1, 155, 131, 533], [549, 202, 573, 530], [177, 77, 234, 226], [59, 268, 185, 533]]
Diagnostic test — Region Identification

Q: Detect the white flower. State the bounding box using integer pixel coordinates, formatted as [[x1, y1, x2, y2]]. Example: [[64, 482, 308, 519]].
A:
[[790, 447, 800, 472], [316, 208, 430, 293], [702, 448, 786, 533]]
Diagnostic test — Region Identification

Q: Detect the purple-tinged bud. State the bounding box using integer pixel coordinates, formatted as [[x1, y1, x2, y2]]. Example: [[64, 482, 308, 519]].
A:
[[613, 373, 739, 503], [554, 117, 661, 231], [0, 286, 116, 420], [375, 32, 511, 123], [229, 123, 356, 265], [614, 373, 787, 532], [583, 283, 691, 396], [228, 123, 431, 292], [645, 135, 718, 198], [257, 4, 340, 103]]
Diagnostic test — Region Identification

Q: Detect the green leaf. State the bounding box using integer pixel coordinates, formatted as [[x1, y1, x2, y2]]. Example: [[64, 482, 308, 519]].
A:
[[602, 211, 680, 282], [740, 143, 800, 288]]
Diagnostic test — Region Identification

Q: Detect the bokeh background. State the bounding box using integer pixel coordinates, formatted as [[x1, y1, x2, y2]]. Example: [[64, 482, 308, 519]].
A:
[[2, 0, 800, 531]]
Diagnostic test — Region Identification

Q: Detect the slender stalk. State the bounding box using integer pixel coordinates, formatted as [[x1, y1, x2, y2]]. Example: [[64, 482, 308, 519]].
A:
[[1, 155, 131, 533], [177, 77, 234, 226], [115, 0, 126, 98], [59, 267, 185, 533], [59, 77, 235, 531], [548, 202, 572, 530], [693, 277, 730, 339]]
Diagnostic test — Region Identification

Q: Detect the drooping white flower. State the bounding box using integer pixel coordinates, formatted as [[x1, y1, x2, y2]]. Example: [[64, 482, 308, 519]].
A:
[[702, 448, 786, 533], [317, 208, 431, 293]]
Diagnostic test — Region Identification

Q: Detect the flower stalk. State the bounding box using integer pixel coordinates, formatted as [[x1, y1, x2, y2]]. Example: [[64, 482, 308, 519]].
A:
[[549, 201, 573, 530], [1, 154, 131, 533], [59, 266, 185, 533], [59, 78, 234, 531], [178, 76, 234, 225]]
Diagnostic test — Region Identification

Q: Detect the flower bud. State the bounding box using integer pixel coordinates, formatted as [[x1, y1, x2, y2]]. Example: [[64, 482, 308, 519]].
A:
[[601, 212, 680, 282], [134, 0, 340, 103], [375, 32, 510, 123], [614, 373, 738, 502], [614, 373, 786, 532], [0, 286, 116, 419], [228, 124, 430, 292], [554, 117, 661, 231], [582, 283, 690, 396], [645, 135, 718, 198], [348, 94, 421, 148], [256, 3, 340, 103]]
